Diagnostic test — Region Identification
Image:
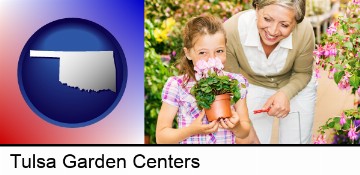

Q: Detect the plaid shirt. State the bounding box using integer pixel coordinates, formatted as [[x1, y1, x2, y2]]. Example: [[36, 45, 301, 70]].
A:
[[161, 71, 248, 144]]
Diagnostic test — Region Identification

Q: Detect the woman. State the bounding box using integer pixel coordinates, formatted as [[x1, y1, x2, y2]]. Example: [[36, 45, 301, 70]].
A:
[[224, 0, 317, 144]]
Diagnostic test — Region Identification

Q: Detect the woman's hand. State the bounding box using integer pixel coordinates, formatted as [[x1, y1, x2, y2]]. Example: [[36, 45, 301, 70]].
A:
[[263, 91, 290, 118], [219, 109, 240, 131], [189, 110, 219, 135]]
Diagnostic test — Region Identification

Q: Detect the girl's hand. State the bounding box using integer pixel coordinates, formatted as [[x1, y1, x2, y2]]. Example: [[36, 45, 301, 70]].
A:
[[189, 110, 219, 135], [219, 109, 240, 131], [262, 91, 290, 118]]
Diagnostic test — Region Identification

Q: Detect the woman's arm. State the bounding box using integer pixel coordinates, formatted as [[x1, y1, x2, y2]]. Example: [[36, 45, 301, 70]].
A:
[[279, 18, 315, 99], [263, 19, 315, 118], [156, 103, 219, 144]]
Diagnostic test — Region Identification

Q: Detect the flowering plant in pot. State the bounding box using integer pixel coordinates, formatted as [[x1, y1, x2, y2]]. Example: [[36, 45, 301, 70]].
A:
[[190, 57, 242, 121], [313, 1, 360, 144]]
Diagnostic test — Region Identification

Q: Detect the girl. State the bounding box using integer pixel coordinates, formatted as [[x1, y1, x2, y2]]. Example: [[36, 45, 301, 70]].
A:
[[156, 15, 259, 144]]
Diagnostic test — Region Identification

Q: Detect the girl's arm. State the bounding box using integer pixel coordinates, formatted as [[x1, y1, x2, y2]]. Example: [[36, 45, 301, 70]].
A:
[[235, 126, 260, 144], [232, 97, 252, 139], [233, 98, 260, 143], [156, 102, 218, 144]]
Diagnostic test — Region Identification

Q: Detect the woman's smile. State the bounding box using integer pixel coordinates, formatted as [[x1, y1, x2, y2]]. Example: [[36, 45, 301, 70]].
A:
[[264, 30, 278, 42]]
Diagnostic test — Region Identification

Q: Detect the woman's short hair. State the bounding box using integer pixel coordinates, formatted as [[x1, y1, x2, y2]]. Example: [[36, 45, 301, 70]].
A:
[[252, 0, 305, 23]]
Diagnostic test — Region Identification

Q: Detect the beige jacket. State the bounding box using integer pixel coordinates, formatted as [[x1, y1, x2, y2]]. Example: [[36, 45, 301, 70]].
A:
[[224, 10, 315, 99]]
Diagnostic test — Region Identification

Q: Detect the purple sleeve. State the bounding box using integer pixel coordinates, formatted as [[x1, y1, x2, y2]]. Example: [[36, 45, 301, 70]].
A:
[[229, 73, 248, 99], [161, 77, 180, 107]]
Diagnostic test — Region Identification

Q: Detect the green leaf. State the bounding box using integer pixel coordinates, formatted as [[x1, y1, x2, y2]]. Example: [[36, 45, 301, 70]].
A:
[[334, 123, 341, 130], [349, 75, 359, 89], [333, 64, 344, 71], [328, 121, 335, 128], [346, 118, 352, 124], [354, 112, 360, 119], [241, 83, 246, 88], [190, 87, 195, 95], [334, 71, 345, 84], [344, 42, 353, 50], [322, 125, 328, 130], [205, 87, 212, 93], [333, 117, 340, 123], [352, 23, 360, 30], [343, 123, 350, 130]]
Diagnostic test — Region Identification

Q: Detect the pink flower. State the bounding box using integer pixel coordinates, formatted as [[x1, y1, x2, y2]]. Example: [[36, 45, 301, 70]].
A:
[[353, 0, 360, 5], [348, 123, 359, 141], [338, 72, 351, 90], [314, 134, 327, 144], [328, 44, 337, 57], [194, 58, 225, 80], [315, 68, 321, 79], [194, 60, 209, 80], [326, 22, 338, 36], [203, 5, 210, 10], [313, 45, 324, 57], [323, 43, 337, 57], [207, 58, 217, 71], [214, 57, 224, 71], [349, 28, 355, 34], [161, 54, 171, 62], [340, 113, 346, 126], [357, 88, 360, 96], [195, 73, 202, 81], [326, 26, 337, 36], [314, 56, 320, 65], [328, 68, 337, 79], [219, 2, 226, 9]]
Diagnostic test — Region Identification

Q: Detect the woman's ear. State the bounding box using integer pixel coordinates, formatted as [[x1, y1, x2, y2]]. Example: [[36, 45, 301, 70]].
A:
[[183, 47, 192, 60]]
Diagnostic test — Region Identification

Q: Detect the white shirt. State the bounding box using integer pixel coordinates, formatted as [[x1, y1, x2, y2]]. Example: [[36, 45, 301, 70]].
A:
[[237, 10, 293, 76]]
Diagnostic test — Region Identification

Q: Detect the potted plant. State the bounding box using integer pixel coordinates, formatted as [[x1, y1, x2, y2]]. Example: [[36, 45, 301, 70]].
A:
[[313, 1, 360, 144], [190, 57, 242, 121]]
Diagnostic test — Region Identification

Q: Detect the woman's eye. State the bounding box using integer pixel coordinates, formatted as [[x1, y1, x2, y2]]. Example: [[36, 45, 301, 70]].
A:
[[216, 50, 224, 53], [264, 17, 270, 22], [281, 24, 289, 28]]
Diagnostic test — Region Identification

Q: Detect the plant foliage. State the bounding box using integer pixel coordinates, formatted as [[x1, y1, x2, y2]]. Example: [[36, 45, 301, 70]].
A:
[[190, 58, 241, 109]]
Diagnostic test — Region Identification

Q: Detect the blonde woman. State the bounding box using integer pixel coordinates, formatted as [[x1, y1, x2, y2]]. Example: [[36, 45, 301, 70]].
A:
[[224, 0, 317, 144]]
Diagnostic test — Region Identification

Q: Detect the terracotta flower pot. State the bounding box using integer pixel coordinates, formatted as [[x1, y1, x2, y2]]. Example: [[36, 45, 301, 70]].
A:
[[205, 94, 232, 122]]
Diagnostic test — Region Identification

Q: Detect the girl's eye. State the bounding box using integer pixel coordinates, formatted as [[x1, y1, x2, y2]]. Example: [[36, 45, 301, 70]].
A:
[[198, 51, 206, 55], [216, 50, 224, 53]]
